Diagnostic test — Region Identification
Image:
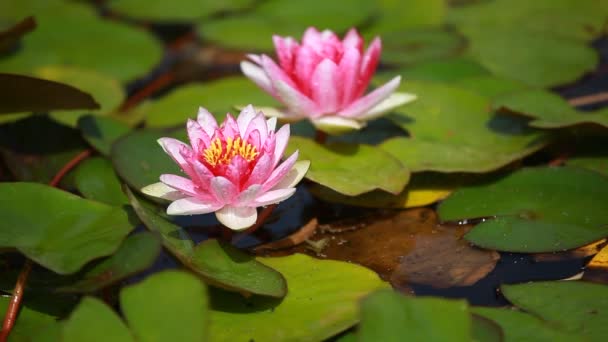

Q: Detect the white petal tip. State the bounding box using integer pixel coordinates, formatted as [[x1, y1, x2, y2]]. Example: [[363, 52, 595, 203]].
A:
[[215, 206, 258, 231], [271, 160, 311, 190], [312, 116, 364, 135], [141, 182, 185, 201]]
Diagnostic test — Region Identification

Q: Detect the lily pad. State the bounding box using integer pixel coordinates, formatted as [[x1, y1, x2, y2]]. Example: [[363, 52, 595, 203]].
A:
[[501, 281, 608, 341], [380, 81, 548, 173], [438, 167, 608, 252], [0, 72, 98, 115], [0, 1, 162, 81], [126, 188, 288, 298], [106, 0, 254, 21], [0, 182, 135, 274], [365, 0, 446, 35], [473, 307, 578, 342], [58, 232, 161, 293], [143, 77, 278, 128], [494, 89, 608, 129], [392, 57, 489, 83], [379, 29, 465, 67], [74, 157, 128, 206], [78, 115, 131, 156], [62, 297, 134, 342], [121, 271, 209, 342], [286, 136, 410, 196], [208, 254, 388, 341], [0, 296, 61, 342], [455, 76, 528, 99], [357, 289, 471, 342], [0, 16, 36, 53]]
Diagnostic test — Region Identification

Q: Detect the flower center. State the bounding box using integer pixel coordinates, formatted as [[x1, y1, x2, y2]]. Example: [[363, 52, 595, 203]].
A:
[[202, 136, 259, 167]]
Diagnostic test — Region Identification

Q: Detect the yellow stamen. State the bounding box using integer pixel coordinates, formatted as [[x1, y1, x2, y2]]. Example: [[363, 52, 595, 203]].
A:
[[202, 137, 259, 166]]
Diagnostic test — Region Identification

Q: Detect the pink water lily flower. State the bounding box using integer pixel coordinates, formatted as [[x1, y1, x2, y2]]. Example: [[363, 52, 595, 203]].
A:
[[241, 27, 416, 134], [141, 105, 310, 231]]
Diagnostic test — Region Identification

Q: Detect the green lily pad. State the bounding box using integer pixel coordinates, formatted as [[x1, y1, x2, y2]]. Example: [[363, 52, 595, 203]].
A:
[[380, 81, 548, 173], [471, 315, 504, 342], [121, 271, 208, 342], [379, 29, 465, 67], [501, 281, 608, 341], [0, 182, 135, 274], [30, 66, 125, 128], [112, 130, 183, 194], [0, 1, 162, 81], [208, 254, 388, 341], [106, 0, 254, 21], [391, 57, 489, 83], [365, 0, 445, 35], [74, 157, 128, 206], [494, 89, 608, 129], [438, 167, 608, 252], [357, 289, 471, 342], [58, 232, 161, 293], [62, 297, 134, 342], [143, 77, 278, 128], [126, 188, 287, 298], [78, 115, 131, 156], [567, 156, 608, 178], [473, 307, 578, 342], [0, 72, 99, 115], [286, 136, 410, 196], [0, 296, 61, 342], [0, 16, 36, 53], [455, 76, 528, 99]]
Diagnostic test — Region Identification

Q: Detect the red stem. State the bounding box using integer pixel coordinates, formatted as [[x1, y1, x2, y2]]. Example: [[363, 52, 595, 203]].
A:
[[0, 261, 32, 342], [49, 150, 93, 187], [314, 130, 327, 144]]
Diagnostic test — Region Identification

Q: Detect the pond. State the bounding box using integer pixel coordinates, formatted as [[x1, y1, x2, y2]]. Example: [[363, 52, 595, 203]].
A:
[[1, 0, 608, 341]]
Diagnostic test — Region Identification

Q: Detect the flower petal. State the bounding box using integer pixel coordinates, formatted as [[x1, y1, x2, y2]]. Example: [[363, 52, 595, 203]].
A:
[[275, 80, 318, 117], [294, 45, 321, 95], [358, 92, 417, 121], [254, 188, 296, 207], [262, 150, 298, 192], [272, 124, 290, 168], [358, 37, 381, 97], [210, 176, 238, 205], [237, 105, 257, 137], [342, 28, 363, 53], [236, 184, 262, 206], [261, 55, 298, 90], [337, 47, 362, 108], [157, 137, 195, 176], [312, 116, 364, 134], [240, 61, 274, 96], [215, 206, 257, 231], [338, 76, 401, 118], [244, 153, 273, 188], [197, 107, 218, 137], [273, 35, 299, 72], [244, 112, 268, 144], [141, 182, 187, 201], [311, 59, 339, 114], [187, 119, 210, 152], [266, 116, 277, 131], [167, 197, 222, 215], [270, 160, 310, 190], [160, 174, 197, 196]]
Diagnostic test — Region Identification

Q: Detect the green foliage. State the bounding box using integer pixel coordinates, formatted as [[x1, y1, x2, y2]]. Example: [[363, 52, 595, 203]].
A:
[[74, 157, 128, 206]]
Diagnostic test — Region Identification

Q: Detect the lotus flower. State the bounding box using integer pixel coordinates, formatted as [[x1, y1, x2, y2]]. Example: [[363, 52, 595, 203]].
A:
[[141, 105, 310, 231], [241, 27, 416, 134]]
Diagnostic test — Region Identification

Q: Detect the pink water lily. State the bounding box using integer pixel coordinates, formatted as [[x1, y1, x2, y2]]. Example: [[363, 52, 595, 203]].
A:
[[141, 105, 310, 231], [241, 27, 416, 134]]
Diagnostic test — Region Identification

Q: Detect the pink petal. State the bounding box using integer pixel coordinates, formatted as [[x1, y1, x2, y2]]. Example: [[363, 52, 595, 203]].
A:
[[215, 205, 257, 231], [342, 28, 363, 53], [244, 153, 273, 188], [270, 160, 310, 190], [272, 124, 290, 168], [157, 138, 195, 177], [273, 35, 299, 72], [254, 188, 296, 207], [338, 76, 401, 118], [246, 53, 263, 64], [196, 107, 218, 137], [319, 30, 342, 60], [221, 114, 239, 139], [240, 61, 274, 96], [358, 91, 417, 121], [187, 119, 210, 153], [243, 112, 267, 144], [311, 59, 339, 114], [262, 150, 298, 192], [224, 155, 249, 190], [274, 80, 318, 118], [294, 45, 322, 95], [236, 105, 257, 137], [166, 197, 222, 216], [236, 184, 262, 206], [357, 37, 381, 97], [302, 27, 322, 47], [160, 174, 197, 196], [261, 55, 298, 91], [338, 47, 362, 108], [210, 176, 238, 205], [191, 159, 214, 187]]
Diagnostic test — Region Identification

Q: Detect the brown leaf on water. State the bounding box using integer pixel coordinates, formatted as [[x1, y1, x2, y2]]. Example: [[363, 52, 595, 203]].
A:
[[533, 239, 606, 262], [263, 208, 499, 289]]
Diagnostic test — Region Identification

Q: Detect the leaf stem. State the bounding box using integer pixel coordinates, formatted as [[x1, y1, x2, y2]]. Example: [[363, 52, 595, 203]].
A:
[[314, 130, 327, 144], [49, 149, 93, 187], [0, 260, 32, 342]]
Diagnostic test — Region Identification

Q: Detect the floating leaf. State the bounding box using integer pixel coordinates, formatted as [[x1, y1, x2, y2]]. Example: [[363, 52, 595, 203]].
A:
[[74, 157, 128, 206], [106, 0, 254, 21], [438, 167, 608, 252], [379, 29, 465, 67], [0, 182, 135, 274], [471, 315, 504, 342], [58, 232, 161, 293], [121, 271, 208, 342], [62, 297, 134, 342], [365, 0, 445, 35], [143, 77, 278, 128], [494, 89, 608, 129], [286, 136, 410, 196], [473, 306, 579, 342], [0, 1, 162, 81], [208, 254, 387, 341], [126, 188, 287, 297], [501, 281, 608, 340], [455, 75, 528, 99], [78, 115, 131, 156], [357, 289, 471, 342], [381, 81, 548, 172], [0, 296, 61, 342], [584, 243, 608, 284], [392, 57, 489, 83], [0, 72, 99, 115]]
